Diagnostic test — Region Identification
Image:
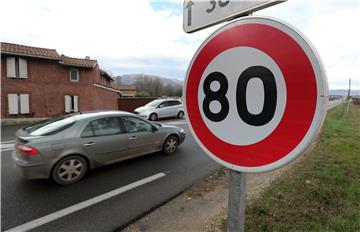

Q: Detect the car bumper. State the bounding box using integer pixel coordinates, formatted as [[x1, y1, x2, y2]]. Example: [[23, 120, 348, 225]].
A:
[[139, 114, 149, 119], [134, 111, 150, 119], [12, 151, 51, 179]]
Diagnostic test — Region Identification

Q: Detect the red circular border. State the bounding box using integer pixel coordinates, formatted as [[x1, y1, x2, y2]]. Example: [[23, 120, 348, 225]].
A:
[[186, 23, 317, 167]]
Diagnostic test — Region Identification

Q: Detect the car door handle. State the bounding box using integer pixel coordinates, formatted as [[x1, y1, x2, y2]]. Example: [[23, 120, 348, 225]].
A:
[[129, 136, 137, 140], [83, 142, 95, 147]]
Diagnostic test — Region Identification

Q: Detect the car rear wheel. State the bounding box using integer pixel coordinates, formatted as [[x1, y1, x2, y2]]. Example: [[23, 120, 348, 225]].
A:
[[163, 136, 179, 155], [52, 155, 88, 185], [150, 113, 158, 121], [177, 111, 184, 119]]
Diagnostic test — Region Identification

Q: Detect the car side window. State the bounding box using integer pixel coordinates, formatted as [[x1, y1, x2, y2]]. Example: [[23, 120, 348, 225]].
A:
[[169, 100, 181, 106], [81, 124, 94, 137], [121, 116, 153, 133], [81, 117, 123, 137], [157, 101, 169, 108]]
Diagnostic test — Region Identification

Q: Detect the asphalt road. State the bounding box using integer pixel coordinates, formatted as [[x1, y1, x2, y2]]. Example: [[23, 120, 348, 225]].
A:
[[1, 100, 342, 231], [1, 118, 220, 232]]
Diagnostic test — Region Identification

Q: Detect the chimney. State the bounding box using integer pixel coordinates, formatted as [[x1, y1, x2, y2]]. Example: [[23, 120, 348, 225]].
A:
[[85, 56, 90, 59]]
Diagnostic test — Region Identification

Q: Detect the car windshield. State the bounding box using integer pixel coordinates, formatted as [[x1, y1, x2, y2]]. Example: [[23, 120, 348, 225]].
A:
[[24, 115, 77, 136], [145, 100, 163, 107]]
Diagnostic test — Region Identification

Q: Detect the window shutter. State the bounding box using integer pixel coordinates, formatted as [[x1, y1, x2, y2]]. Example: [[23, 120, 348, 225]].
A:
[[74, 96, 79, 112], [8, 94, 19, 114], [6, 57, 16, 78], [19, 58, 28, 78], [65, 95, 71, 113], [20, 94, 30, 114]]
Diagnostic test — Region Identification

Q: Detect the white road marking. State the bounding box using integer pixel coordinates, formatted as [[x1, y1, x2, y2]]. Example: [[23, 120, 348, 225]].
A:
[[1, 140, 15, 144], [1, 144, 15, 149], [1, 142, 15, 152], [5, 172, 166, 232], [328, 100, 342, 110]]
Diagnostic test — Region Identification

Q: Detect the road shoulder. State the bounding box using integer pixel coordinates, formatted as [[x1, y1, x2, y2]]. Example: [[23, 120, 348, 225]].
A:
[[122, 144, 313, 232]]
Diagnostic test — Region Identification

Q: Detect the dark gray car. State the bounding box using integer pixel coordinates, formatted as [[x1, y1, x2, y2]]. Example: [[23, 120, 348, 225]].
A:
[[12, 111, 185, 185]]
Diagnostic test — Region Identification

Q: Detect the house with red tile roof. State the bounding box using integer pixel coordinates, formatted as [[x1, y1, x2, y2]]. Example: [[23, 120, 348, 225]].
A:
[[1, 42, 122, 122]]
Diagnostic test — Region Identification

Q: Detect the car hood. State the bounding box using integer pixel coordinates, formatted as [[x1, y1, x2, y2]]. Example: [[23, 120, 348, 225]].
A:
[[134, 106, 153, 113], [158, 124, 182, 132]]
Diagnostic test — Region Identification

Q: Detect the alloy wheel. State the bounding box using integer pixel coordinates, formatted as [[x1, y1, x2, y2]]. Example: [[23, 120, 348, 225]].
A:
[[58, 159, 84, 182], [165, 137, 178, 153]]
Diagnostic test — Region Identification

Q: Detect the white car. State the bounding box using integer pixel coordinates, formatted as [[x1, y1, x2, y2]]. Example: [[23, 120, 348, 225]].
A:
[[134, 99, 184, 121]]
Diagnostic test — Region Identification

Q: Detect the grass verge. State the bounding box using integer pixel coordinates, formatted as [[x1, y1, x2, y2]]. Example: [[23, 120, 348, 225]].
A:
[[245, 103, 360, 231]]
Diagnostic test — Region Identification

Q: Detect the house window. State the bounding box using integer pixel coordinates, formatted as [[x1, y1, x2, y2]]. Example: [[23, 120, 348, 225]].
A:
[[8, 94, 30, 114], [64, 95, 78, 113], [101, 76, 109, 86], [7, 57, 27, 78], [69, 69, 79, 82]]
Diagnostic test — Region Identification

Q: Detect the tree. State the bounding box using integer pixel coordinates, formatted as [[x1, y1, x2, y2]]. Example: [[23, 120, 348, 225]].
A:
[[135, 91, 150, 97]]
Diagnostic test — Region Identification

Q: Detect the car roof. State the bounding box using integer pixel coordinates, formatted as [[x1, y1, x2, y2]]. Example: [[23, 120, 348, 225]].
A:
[[68, 111, 134, 121], [158, 98, 182, 102]]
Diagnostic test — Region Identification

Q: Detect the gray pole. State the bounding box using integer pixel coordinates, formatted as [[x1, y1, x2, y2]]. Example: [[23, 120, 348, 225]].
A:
[[227, 170, 247, 232], [347, 78, 351, 113]]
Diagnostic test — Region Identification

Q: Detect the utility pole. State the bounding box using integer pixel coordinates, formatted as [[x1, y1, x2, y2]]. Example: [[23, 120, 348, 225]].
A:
[[347, 78, 351, 113]]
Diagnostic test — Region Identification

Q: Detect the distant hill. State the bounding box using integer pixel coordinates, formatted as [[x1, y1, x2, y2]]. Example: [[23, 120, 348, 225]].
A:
[[113, 74, 183, 87], [113, 74, 183, 97], [330, 89, 360, 97], [113, 75, 359, 98]]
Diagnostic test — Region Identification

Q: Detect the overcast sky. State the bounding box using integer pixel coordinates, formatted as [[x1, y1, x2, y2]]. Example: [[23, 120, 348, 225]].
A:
[[1, 0, 359, 89]]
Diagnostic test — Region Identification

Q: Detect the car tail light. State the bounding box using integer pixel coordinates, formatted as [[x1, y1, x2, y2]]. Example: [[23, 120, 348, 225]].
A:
[[17, 144, 40, 155]]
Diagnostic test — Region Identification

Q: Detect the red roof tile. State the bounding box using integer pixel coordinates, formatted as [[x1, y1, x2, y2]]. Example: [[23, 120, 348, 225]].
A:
[[60, 55, 97, 68], [1, 42, 60, 59], [100, 69, 114, 80]]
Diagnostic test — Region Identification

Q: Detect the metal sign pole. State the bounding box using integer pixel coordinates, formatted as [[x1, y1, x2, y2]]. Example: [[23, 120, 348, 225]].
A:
[[228, 170, 247, 232]]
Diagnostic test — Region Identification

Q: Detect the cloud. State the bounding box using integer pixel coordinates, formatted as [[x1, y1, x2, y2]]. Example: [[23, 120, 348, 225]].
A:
[[260, 0, 360, 89], [0, 0, 359, 89], [99, 55, 187, 79]]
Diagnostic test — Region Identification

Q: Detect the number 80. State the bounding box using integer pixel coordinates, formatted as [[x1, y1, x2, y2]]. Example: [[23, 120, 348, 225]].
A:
[[202, 66, 277, 126]]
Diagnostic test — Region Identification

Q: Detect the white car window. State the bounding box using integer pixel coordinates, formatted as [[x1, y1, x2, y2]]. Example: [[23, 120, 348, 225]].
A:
[[157, 101, 169, 108], [81, 117, 123, 137], [122, 116, 153, 133]]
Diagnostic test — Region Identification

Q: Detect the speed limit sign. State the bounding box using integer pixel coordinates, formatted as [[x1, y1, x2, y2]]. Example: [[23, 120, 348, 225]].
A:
[[184, 16, 328, 172]]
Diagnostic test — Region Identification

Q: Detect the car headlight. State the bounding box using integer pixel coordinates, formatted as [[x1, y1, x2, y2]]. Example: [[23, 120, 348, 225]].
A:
[[180, 129, 185, 134]]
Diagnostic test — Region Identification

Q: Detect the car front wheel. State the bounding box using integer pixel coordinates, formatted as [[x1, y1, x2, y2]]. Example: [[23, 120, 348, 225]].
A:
[[149, 113, 158, 121], [52, 155, 88, 185], [177, 111, 184, 119], [163, 136, 179, 155]]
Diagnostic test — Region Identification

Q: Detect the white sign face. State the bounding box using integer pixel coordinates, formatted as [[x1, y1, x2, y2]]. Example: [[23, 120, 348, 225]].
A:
[[183, 0, 286, 33], [184, 17, 328, 172]]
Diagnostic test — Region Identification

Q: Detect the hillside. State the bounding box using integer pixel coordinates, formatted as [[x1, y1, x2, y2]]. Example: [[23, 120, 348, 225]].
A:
[[113, 74, 183, 97], [113, 74, 183, 87]]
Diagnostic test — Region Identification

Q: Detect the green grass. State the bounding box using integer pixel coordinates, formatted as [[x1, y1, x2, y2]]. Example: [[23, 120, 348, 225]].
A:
[[245, 103, 360, 232]]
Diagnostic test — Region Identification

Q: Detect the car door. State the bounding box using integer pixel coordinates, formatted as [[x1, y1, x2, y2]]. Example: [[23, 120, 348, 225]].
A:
[[168, 100, 181, 117], [121, 116, 162, 157], [156, 101, 170, 118], [78, 116, 129, 165]]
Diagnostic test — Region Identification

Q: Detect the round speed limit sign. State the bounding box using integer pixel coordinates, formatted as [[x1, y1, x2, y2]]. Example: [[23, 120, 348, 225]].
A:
[[184, 17, 328, 172]]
